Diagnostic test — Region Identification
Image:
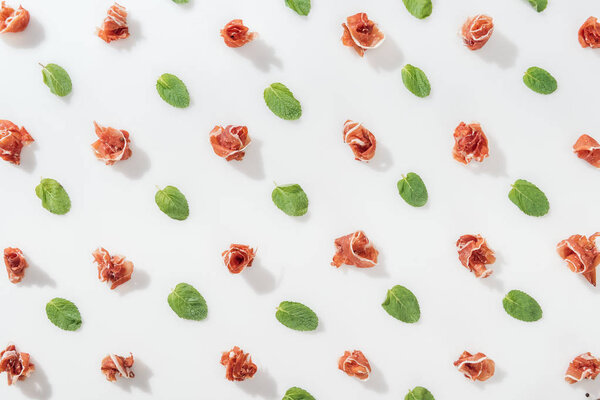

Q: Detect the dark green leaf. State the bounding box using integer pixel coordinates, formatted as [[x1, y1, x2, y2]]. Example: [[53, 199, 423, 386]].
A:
[[508, 179, 549, 217], [156, 73, 190, 108], [503, 290, 543, 322], [402, 0, 433, 19], [276, 301, 318, 331], [35, 178, 71, 215], [523, 67, 557, 94], [272, 184, 308, 216], [527, 0, 547, 12], [168, 283, 208, 321], [40, 63, 72, 97], [155, 185, 189, 220], [46, 298, 82, 331], [264, 83, 302, 120], [401, 64, 431, 98], [283, 386, 316, 400], [405, 386, 435, 400], [382, 285, 420, 323], [397, 173, 428, 207], [285, 0, 310, 16]]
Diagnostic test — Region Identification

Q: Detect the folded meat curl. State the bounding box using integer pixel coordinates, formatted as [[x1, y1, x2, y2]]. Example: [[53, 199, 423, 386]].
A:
[[0, 120, 34, 165], [101, 353, 134, 382], [338, 350, 371, 380], [454, 351, 495, 382], [0, 2, 29, 33], [341, 13, 385, 57], [209, 125, 251, 161], [96, 3, 129, 43], [461, 15, 494, 50], [0, 344, 34, 385], [579, 17, 600, 49], [573, 134, 600, 168], [220, 19, 256, 48], [452, 122, 489, 164], [343, 120, 376, 161], [91, 122, 132, 165], [222, 244, 256, 274], [3, 247, 28, 283], [93, 247, 134, 289], [220, 346, 257, 381], [456, 234, 495, 278], [331, 231, 378, 269], [556, 233, 600, 286], [565, 352, 600, 384]]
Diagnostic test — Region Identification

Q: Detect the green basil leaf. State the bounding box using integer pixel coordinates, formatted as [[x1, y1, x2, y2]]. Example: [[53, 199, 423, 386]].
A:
[[508, 179, 549, 217], [168, 283, 208, 321], [527, 0, 547, 12], [285, 0, 310, 16], [155, 185, 189, 220], [405, 387, 435, 400], [35, 178, 71, 215], [276, 301, 318, 331], [283, 386, 316, 400], [503, 289, 542, 322], [382, 285, 420, 323], [523, 67, 557, 94], [402, 0, 433, 19], [272, 184, 308, 216], [264, 83, 302, 120], [397, 172, 428, 207], [172, 0, 189, 3], [156, 73, 190, 108], [46, 298, 82, 331], [40, 63, 72, 97], [401, 64, 431, 98]]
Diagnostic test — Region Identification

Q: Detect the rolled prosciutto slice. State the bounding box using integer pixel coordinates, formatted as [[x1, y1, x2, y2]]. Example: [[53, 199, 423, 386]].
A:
[[565, 353, 600, 384], [461, 15, 494, 50], [341, 13, 385, 57], [92, 247, 134, 289], [557, 233, 600, 286], [220, 346, 257, 381], [573, 134, 600, 168], [0, 2, 29, 33], [338, 350, 371, 380], [209, 125, 251, 161], [331, 231, 378, 268], [96, 3, 129, 43], [220, 19, 256, 48], [3, 247, 28, 283], [101, 353, 134, 382], [0, 344, 34, 385], [579, 17, 600, 49], [222, 244, 256, 274], [0, 120, 33, 165], [454, 351, 495, 382], [343, 120, 376, 161], [456, 234, 495, 278], [452, 122, 489, 165], [91, 122, 132, 165]]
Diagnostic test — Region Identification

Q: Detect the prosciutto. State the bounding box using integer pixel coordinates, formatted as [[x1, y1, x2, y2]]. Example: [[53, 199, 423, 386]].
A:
[[343, 120, 376, 161], [209, 125, 251, 161], [92, 247, 134, 289], [338, 350, 371, 380], [454, 351, 495, 382], [456, 235, 495, 278], [220, 19, 256, 48], [0, 2, 29, 33], [3, 247, 27, 284], [573, 134, 600, 168], [222, 244, 256, 274], [341, 13, 385, 57], [101, 353, 134, 382], [91, 122, 132, 165], [0, 345, 34, 385], [556, 233, 600, 286], [565, 353, 600, 384], [331, 231, 378, 269], [578, 17, 600, 49], [461, 15, 494, 50], [452, 122, 489, 165], [0, 120, 34, 165], [96, 3, 129, 43], [220, 346, 257, 381]]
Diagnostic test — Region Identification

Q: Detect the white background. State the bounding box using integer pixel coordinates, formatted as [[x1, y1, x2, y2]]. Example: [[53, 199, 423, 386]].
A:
[[1, 0, 599, 399]]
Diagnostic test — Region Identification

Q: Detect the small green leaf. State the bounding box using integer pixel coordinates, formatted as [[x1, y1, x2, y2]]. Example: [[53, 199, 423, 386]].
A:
[[264, 83, 302, 120], [282, 386, 316, 400], [402, 0, 433, 19], [46, 298, 82, 331], [172, 0, 189, 3], [405, 386, 435, 400], [397, 173, 428, 207], [168, 283, 208, 321], [276, 301, 318, 331], [155, 185, 189, 220], [285, 0, 310, 16], [523, 67, 557, 94], [35, 178, 71, 215], [503, 289, 543, 322], [156, 73, 190, 108], [401, 64, 431, 98], [382, 285, 420, 323], [40, 63, 72, 97], [272, 184, 308, 216], [527, 0, 547, 12], [508, 179, 549, 217]]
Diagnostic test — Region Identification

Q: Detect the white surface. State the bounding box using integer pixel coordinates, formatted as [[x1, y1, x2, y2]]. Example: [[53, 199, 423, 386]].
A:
[[1, 0, 599, 399]]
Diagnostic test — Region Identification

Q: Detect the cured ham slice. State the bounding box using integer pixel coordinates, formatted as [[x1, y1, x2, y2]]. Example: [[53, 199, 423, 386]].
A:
[[452, 122, 489, 165], [565, 353, 600, 384], [456, 235, 495, 278], [331, 231, 378, 269], [209, 125, 251, 161], [338, 350, 371, 380], [573, 134, 600, 168], [341, 13, 385, 57], [220, 19, 256, 48], [92, 247, 134, 289], [222, 244, 256, 274], [579, 17, 600, 49], [0, 345, 34, 386], [343, 120, 376, 161], [101, 353, 134, 382], [461, 15, 494, 50], [0, 120, 33, 165], [4, 247, 28, 284], [0, 2, 29, 33], [556, 233, 600, 286], [91, 122, 132, 165], [96, 3, 130, 43], [220, 346, 257, 381], [454, 351, 495, 382]]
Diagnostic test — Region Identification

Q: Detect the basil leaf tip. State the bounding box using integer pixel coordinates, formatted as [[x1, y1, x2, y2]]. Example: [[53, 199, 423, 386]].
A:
[[156, 73, 190, 108], [36, 178, 71, 215], [168, 283, 208, 321], [397, 172, 428, 207], [276, 301, 318, 331], [503, 289, 543, 322], [285, 0, 310, 16], [155, 185, 189, 220], [264, 83, 302, 120], [272, 183, 308, 216], [382, 285, 420, 323], [405, 386, 435, 400], [527, 0, 547, 12], [282, 386, 316, 400], [401, 64, 431, 98], [402, 0, 433, 19], [40, 63, 72, 97], [523, 67, 557, 95], [508, 179, 549, 217], [46, 298, 82, 331]]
